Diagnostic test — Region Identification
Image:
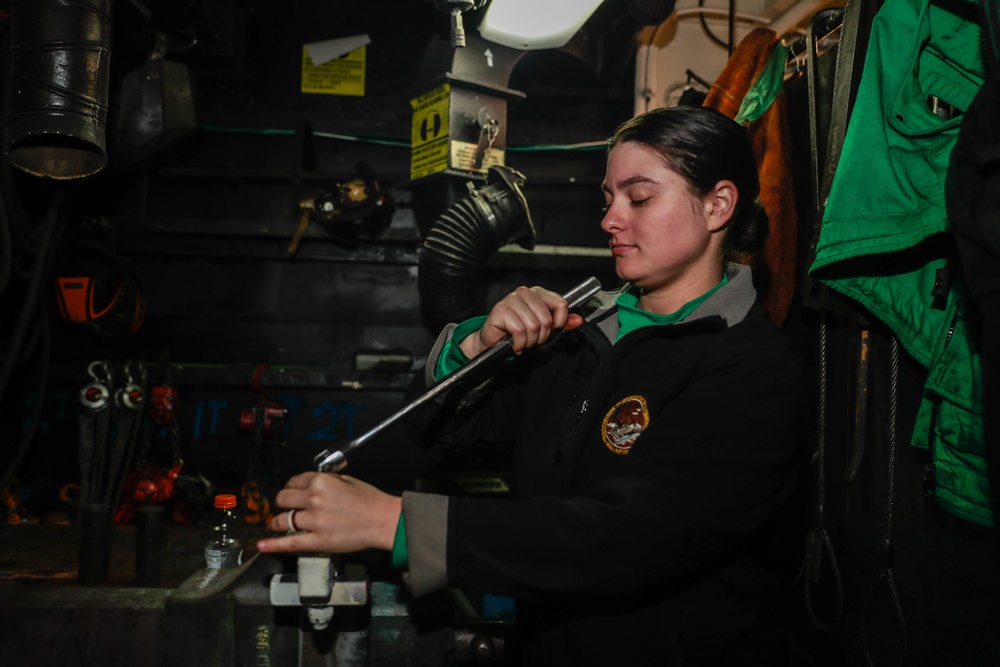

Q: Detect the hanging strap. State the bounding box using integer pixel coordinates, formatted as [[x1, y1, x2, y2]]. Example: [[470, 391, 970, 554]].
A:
[[798, 7, 847, 631], [801, 312, 845, 630], [860, 335, 909, 665], [802, 0, 865, 310], [79, 361, 112, 505], [106, 362, 147, 509], [79, 408, 111, 505]]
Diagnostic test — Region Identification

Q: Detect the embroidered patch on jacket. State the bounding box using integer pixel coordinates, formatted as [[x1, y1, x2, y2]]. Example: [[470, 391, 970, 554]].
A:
[[602, 395, 649, 455]]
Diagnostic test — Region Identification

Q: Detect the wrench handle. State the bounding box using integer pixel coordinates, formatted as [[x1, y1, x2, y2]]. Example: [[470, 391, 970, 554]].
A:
[[314, 276, 603, 472]]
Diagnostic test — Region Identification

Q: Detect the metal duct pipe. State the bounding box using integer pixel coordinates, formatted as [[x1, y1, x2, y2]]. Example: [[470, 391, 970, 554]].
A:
[[6, 0, 114, 180], [418, 165, 536, 324]]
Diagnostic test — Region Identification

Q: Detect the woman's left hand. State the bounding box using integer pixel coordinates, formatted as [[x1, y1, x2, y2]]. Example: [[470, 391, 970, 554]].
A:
[[256, 472, 402, 554]]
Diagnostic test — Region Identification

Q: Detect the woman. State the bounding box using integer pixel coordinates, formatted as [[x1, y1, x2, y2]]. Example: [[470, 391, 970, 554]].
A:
[[258, 105, 804, 664]]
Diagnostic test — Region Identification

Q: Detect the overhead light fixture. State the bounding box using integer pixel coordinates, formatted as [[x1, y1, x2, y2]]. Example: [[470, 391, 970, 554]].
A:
[[477, 0, 606, 50]]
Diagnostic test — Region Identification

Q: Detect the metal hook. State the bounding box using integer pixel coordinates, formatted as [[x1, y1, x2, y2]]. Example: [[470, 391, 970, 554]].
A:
[[124, 361, 137, 386], [117, 360, 145, 411], [81, 361, 112, 410], [87, 360, 111, 384]]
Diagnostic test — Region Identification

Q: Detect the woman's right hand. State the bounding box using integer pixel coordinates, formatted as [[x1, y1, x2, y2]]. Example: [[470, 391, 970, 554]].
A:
[[459, 286, 584, 358]]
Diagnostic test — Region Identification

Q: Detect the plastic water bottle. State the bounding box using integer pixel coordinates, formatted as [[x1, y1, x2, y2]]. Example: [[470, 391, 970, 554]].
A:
[[204, 493, 243, 569]]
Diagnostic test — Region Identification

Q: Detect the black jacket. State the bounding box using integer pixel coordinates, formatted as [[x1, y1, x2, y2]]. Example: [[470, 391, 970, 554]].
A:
[[402, 265, 805, 665]]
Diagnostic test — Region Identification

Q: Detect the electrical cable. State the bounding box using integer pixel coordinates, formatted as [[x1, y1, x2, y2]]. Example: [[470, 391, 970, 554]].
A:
[[509, 141, 605, 152], [697, 0, 731, 49], [689, 6, 771, 50], [202, 124, 412, 148], [203, 125, 604, 153], [1, 160, 38, 257], [728, 0, 735, 56], [674, 7, 768, 23], [0, 190, 64, 410], [0, 307, 51, 499], [0, 183, 11, 297]]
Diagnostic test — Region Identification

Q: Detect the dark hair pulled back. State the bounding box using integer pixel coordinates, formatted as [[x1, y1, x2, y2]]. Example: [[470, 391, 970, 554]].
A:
[[608, 106, 768, 262]]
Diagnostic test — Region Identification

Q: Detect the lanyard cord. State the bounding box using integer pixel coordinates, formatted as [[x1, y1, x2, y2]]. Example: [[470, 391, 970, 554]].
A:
[[799, 5, 847, 629], [79, 406, 112, 506], [105, 365, 147, 509], [860, 335, 909, 665], [802, 312, 844, 630], [79, 361, 112, 506]]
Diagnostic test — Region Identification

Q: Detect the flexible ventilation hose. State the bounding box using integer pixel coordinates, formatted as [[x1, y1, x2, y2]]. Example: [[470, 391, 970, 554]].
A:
[[418, 166, 536, 323]]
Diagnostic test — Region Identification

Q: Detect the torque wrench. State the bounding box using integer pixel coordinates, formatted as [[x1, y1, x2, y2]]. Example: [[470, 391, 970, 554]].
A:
[[314, 276, 602, 472]]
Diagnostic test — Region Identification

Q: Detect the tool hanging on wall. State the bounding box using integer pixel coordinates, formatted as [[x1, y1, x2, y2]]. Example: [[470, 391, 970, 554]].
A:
[[287, 161, 395, 255], [114, 446, 184, 524], [106, 362, 146, 510], [79, 360, 113, 506], [238, 364, 288, 524], [77, 360, 149, 520], [53, 248, 146, 338], [114, 359, 184, 525]]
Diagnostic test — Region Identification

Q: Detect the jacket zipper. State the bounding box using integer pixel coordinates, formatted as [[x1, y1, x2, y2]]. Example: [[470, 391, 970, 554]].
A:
[[554, 396, 592, 463], [924, 310, 959, 502]]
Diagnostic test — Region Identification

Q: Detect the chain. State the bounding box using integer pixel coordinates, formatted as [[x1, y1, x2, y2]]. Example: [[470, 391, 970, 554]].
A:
[[241, 399, 286, 524]]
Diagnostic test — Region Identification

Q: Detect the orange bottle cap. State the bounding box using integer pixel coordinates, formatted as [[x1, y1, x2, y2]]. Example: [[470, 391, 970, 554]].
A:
[[214, 494, 237, 509]]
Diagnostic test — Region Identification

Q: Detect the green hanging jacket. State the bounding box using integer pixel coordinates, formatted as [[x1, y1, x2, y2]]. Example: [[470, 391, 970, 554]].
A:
[[810, 0, 991, 526]]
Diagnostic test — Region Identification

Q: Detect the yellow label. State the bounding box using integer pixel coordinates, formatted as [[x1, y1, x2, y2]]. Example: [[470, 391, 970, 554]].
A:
[[409, 84, 451, 179], [301, 45, 366, 96]]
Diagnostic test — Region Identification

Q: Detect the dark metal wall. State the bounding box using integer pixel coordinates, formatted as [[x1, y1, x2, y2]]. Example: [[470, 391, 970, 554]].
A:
[[0, 0, 631, 515]]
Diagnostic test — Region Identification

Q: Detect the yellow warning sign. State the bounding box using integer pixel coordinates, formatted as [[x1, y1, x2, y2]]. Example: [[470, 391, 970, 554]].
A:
[[410, 84, 451, 180], [301, 45, 366, 96]]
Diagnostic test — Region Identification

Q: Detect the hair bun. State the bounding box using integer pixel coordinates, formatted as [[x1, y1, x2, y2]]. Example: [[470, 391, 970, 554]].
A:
[[734, 199, 769, 254]]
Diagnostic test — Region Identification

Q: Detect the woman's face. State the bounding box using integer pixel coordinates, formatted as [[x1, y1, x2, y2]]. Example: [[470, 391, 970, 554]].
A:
[[601, 141, 732, 313]]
